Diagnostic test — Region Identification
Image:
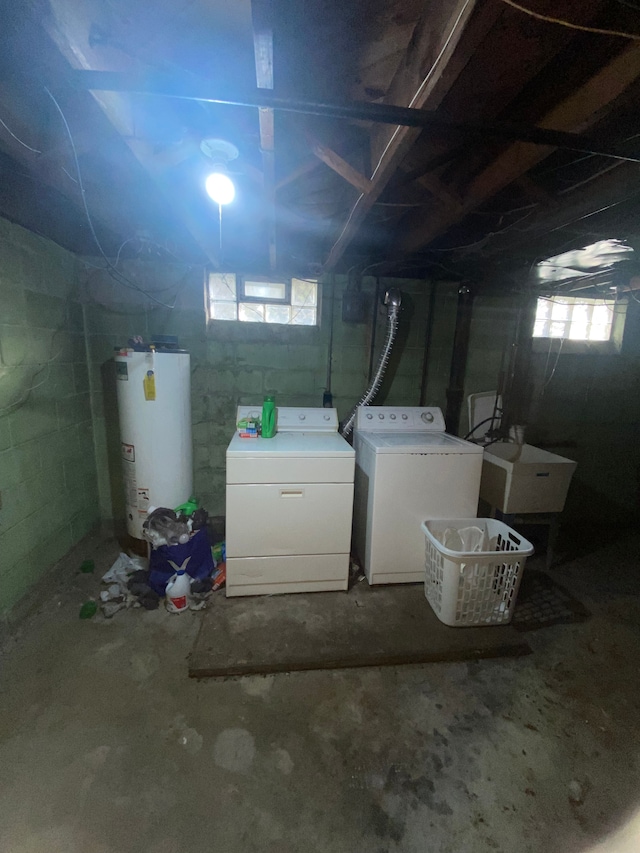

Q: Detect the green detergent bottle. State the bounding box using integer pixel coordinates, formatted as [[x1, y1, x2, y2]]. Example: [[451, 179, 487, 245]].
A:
[[261, 395, 276, 438]]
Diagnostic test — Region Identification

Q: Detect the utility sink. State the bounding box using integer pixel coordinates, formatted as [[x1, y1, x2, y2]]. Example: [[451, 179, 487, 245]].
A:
[[480, 443, 577, 515]]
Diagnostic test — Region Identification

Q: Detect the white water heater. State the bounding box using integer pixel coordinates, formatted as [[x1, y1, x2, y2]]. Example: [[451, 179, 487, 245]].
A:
[[115, 346, 193, 539]]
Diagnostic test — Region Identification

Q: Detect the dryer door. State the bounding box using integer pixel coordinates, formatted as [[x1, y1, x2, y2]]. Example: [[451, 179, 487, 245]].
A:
[[226, 482, 354, 558]]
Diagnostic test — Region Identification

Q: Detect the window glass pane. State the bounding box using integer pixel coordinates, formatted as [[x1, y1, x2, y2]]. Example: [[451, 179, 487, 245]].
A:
[[207, 275, 319, 326], [291, 307, 316, 326], [569, 304, 589, 340], [551, 300, 570, 321], [535, 299, 550, 321], [592, 303, 613, 328], [209, 273, 236, 301], [265, 304, 291, 324], [244, 280, 287, 300], [292, 278, 317, 307], [211, 301, 237, 321], [239, 302, 265, 322], [534, 296, 616, 341]]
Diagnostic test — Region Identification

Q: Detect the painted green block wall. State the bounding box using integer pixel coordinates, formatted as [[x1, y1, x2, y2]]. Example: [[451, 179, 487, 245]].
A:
[[84, 263, 456, 520], [0, 219, 100, 616]]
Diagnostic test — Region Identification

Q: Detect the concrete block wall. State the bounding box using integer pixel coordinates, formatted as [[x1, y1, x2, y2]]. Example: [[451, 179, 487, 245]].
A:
[[524, 308, 640, 522], [0, 219, 100, 617], [83, 264, 456, 519], [463, 292, 640, 522]]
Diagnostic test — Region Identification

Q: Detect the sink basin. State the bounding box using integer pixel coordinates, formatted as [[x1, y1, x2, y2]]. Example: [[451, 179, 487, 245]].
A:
[[480, 443, 577, 514]]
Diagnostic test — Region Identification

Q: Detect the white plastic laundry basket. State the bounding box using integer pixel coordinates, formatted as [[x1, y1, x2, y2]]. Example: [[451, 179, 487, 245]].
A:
[[422, 518, 534, 627]]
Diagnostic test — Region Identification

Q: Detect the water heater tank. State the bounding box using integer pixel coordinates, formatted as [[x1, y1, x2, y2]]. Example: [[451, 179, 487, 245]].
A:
[[115, 347, 193, 539]]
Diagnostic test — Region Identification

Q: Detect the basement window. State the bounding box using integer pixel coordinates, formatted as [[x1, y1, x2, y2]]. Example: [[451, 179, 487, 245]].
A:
[[533, 296, 616, 342], [207, 273, 318, 325], [532, 240, 630, 351]]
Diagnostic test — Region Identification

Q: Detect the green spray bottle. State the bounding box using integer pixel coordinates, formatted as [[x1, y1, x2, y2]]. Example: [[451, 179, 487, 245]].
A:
[[261, 395, 276, 438]]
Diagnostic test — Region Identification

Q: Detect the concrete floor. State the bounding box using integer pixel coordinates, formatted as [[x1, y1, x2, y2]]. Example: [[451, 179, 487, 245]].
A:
[[1, 529, 640, 853]]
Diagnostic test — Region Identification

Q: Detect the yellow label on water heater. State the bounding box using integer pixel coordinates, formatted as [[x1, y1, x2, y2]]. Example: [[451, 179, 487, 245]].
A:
[[143, 370, 156, 401]]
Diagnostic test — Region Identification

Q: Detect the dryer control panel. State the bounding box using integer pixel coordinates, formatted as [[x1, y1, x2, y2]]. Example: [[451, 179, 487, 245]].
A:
[[237, 406, 339, 433], [355, 406, 445, 432]]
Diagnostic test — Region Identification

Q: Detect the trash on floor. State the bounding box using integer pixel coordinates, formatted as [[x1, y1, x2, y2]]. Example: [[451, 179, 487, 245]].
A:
[[165, 558, 192, 613], [99, 552, 147, 617], [79, 600, 98, 619], [90, 507, 224, 618]]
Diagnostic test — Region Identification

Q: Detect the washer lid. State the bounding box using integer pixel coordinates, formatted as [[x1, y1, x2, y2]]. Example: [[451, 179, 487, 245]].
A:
[[358, 431, 483, 454], [228, 430, 354, 458]]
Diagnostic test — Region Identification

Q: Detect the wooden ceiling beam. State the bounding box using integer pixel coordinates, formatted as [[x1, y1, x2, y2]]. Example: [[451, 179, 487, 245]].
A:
[[252, 0, 276, 271], [308, 135, 372, 195], [276, 156, 322, 191], [323, 0, 480, 270], [400, 43, 640, 254], [40, 0, 221, 266], [415, 172, 464, 212], [480, 162, 640, 261], [515, 175, 558, 208]]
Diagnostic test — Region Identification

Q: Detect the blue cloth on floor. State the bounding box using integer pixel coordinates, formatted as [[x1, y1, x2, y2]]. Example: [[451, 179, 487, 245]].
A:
[[148, 528, 215, 596]]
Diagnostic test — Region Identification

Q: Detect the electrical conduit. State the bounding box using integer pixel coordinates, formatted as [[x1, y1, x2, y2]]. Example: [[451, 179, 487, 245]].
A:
[[339, 289, 402, 438]]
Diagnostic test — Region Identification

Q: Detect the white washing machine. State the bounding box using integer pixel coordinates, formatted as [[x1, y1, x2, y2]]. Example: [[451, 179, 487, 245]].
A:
[[226, 406, 355, 597], [353, 406, 483, 585]]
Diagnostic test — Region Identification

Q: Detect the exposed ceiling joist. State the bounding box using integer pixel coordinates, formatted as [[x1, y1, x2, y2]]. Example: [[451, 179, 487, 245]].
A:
[[40, 0, 221, 266], [275, 155, 322, 191], [251, 0, 276, 270], [308, 136, 372, 194], [515, 175, 558, 208], [481, 162, 640, 262], [400, 42, 640, 254], [323, 0, 479, 269]]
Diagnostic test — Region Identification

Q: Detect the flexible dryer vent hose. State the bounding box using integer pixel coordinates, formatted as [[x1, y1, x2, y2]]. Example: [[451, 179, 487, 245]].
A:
[[339, 288, 402, 438]]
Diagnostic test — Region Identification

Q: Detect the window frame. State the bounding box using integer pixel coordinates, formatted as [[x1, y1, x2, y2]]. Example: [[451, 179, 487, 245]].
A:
[[238, 275, 291, 305], [205, 271, 320, 328], [532, 293, 627, 355]]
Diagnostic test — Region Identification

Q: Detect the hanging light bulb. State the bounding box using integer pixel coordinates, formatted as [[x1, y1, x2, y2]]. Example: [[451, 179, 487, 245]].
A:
[[205, 171, 235, 205], [200, 138, 239, 206]]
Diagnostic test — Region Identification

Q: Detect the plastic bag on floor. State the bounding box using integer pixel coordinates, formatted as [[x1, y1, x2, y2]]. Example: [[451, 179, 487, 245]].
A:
[[101, 553, 147, 595], [443, 526, 486, 554]]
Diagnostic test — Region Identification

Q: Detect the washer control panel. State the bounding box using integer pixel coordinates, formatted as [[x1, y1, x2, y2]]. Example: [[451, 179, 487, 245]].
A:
[[355, 406, 445, 432], [236, 406, 338, 433]]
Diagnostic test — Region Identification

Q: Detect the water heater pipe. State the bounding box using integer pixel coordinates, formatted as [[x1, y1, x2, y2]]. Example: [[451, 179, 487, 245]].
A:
[[339, 288, 402, 438]]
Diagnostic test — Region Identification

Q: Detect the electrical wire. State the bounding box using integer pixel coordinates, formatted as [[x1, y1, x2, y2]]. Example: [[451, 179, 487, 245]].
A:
[[44, 86, 177, 310], [543, 338, 565, 388], [498, 0, 640, 40], [0, 115, 42, 153], [464, 412, 504, 440]]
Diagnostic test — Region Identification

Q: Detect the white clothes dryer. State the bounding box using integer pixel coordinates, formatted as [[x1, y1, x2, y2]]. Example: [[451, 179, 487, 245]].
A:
[[226, 406, 355, 596]]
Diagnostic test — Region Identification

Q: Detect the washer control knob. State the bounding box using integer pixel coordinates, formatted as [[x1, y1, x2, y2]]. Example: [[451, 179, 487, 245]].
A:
[[402, 414, 408, 420], [299, 414, 306, 420], [390, 413, 396, 420], [378, 413, 384, 419], [323, 414, 330, 421], [366, 413, 373, 420], [421, 412, 434, 423]]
